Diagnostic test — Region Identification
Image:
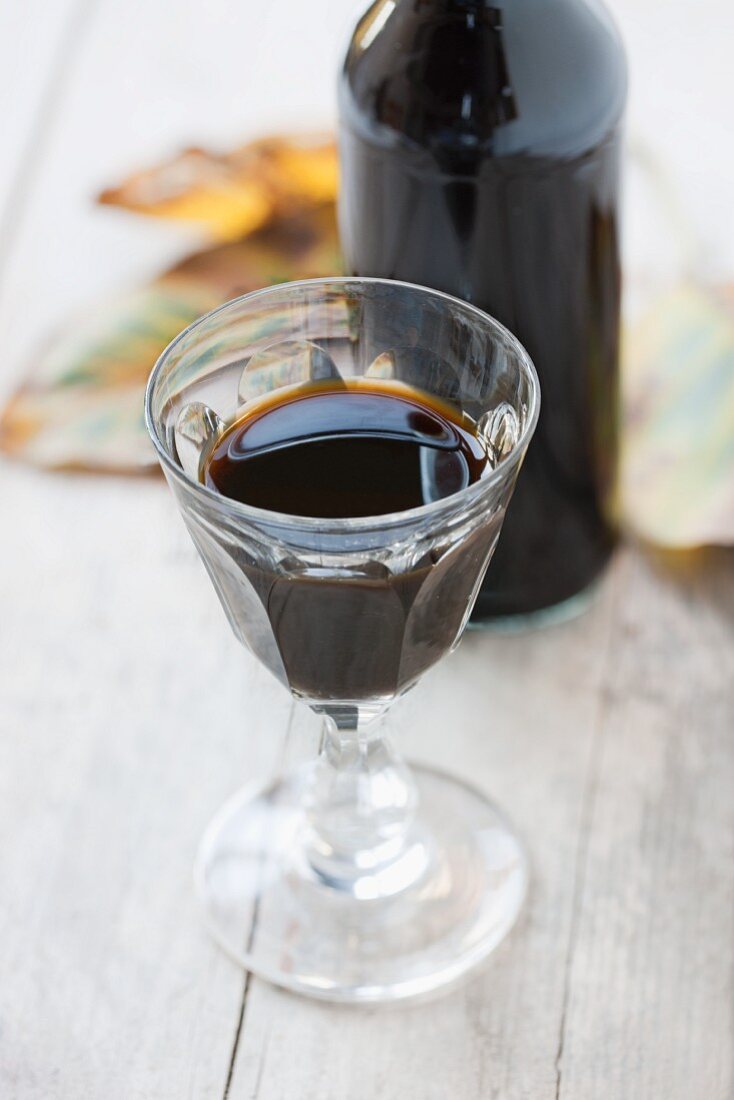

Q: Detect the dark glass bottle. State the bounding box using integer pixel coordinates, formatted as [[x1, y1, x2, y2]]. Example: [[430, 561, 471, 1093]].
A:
[[338, 0, 627, 620]]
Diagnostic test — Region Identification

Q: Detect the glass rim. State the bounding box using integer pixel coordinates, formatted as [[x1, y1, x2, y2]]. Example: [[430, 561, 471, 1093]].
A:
[[144, 276, 540, 533]]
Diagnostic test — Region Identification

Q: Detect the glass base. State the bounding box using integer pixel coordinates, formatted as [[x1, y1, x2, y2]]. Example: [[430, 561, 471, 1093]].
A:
[[469, 571, 606, 635], [195, 764, 528, 1004]]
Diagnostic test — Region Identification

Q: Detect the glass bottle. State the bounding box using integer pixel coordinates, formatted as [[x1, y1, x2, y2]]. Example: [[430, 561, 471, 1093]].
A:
[[338, 0, 627, 620]]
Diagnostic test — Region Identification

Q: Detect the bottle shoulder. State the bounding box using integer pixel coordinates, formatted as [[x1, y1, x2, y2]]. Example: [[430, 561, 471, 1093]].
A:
[[339, 0, 627, 160]]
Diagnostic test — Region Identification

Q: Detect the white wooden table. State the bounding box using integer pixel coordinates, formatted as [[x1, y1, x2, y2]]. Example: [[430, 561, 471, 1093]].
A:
[[1, 2, 733, 1096]]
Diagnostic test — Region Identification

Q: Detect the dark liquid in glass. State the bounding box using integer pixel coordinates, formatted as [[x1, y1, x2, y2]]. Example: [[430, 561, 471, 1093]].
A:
[[200, 381, 498, 701], [203, 382, 490, 515], [339, 0, 626, 618]]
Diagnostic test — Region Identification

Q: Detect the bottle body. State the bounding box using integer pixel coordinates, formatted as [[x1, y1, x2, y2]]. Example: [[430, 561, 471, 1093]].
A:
[[339, 0, 626, 618]]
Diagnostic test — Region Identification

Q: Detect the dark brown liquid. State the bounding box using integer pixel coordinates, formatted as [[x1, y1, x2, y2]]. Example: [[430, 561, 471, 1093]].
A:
[[200, 381, 497, 701], [203, 381, 490, 517], [339, 0, 626, 617]]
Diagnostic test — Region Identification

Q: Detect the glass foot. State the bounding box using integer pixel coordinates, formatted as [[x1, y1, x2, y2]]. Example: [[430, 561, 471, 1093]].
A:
[[469, 570, 607, 634], [195, 764, 528, 1004]]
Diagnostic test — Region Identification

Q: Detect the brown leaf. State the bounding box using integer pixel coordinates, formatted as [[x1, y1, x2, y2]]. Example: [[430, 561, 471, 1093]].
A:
[[98, 134, 338, 242]]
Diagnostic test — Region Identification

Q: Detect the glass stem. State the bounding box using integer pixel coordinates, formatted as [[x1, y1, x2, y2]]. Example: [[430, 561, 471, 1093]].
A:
[[302, 707, 428, 898]]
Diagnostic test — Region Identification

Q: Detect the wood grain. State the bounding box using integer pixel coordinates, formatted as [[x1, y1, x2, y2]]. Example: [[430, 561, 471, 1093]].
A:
[[0, 1, 733, 1096], [0, 474, 275, 1098], [557, 551, 734, 1100]]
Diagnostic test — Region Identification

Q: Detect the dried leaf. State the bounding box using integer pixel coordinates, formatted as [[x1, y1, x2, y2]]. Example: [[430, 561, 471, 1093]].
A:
[[0, 207, 340, 472], [99, 134, 337, 241], [620, 283, 734, 547]]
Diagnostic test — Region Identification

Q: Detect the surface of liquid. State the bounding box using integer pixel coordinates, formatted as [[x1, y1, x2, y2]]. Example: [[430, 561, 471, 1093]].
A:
[[339, 0, 626, 617], [202, 381, 491, 517]]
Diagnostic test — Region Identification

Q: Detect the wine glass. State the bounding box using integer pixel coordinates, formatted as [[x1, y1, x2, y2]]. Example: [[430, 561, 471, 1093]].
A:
[[145, 277, 539, 1003]]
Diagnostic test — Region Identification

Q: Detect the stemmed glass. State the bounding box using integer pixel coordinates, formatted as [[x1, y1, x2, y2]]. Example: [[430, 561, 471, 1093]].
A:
[[145, 278, 539, 1003]]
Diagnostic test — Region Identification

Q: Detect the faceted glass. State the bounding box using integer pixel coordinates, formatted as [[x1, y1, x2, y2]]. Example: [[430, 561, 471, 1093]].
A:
[[146, 277, 539, 1002]]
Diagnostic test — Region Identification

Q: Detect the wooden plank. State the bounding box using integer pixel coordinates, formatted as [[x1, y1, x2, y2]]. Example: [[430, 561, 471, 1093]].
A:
[[557, 549, 734, 1099], [611, 0, 734, 281], [0, 470, 288, 1098], [226, 560, 623, 1099], [226, 549, 734, 1100], [0, 0, 91, 236], [1, 0, 732, 1095]]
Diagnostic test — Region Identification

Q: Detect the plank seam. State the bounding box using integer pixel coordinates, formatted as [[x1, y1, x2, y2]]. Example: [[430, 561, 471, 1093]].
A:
[[250, 1029, 272, 1100], [554, 567, 622, 1100], [223, 970, 254, 1100], [222, 699, 299, 1098]]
